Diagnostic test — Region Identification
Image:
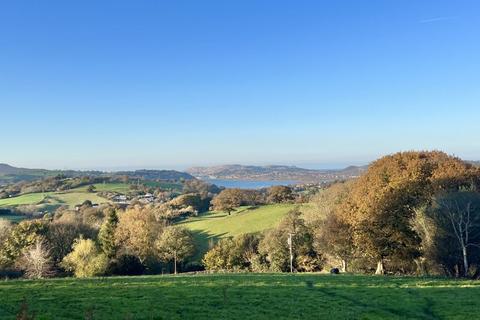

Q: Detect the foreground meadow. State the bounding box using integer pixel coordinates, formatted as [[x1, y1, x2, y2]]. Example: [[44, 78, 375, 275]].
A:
[[0, 274, 479, 319]]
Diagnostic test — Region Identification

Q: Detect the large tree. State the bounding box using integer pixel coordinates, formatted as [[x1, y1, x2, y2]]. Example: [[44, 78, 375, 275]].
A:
[[203, 234, 262, 272], [155, 226, 195, 274], [61, 238, 108, 278], [259, 208, 322, 272], [17, 240, 54, 279], [98, 209, 119, 258], [115, 207, 162, 264], [0, 219, 48, 267], [347, 151, 480, 274], [431, 191, 480, 277], [46, 219, 96, 266], [267, 186, 295, 204], [306, 182, 355, 272], [211, 189, 243, 215]]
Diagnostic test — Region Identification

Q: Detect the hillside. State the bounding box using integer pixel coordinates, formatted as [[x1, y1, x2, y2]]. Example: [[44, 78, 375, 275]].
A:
[[179, 204, 295, 260], [186, 164, 367, 182], [115, 169, 194, 181], [0, 274, 478, 319], [0, 163, 194, 185], [0, 163, 66, 184], [0, 183, 129, 217]]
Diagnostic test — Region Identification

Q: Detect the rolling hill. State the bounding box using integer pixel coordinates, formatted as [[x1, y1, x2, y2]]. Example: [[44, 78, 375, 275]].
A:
[[0, 183, 129, 219], [0, 163, 194, 185], [178, 204, 296, 260], [186, 164, 367, 182]]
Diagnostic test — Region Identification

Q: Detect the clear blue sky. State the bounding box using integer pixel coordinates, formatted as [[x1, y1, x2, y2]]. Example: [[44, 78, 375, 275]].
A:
[[1, 1, 479, 170]]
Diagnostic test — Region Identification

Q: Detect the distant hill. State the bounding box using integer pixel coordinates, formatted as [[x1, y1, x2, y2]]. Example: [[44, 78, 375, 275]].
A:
[[0, 163, 67, 184], [468, 161, 480, 167], [0, 163, 194, 185], [115, 169, 194, 181], [186, 164, 367, 182]]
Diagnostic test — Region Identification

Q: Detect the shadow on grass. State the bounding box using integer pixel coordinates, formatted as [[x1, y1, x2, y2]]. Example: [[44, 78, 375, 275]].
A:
[[190, 230, 229, 262], [3, 275, 476, 319]]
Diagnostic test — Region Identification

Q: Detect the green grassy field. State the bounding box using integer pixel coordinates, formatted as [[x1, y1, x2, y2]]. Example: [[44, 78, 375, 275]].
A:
[[0, 192, 53, 207], [179, 204, 295, 259], [79, 183, 131, 193], [0, 274, 478, 319], [0, 183, 130, 214], [140, 180, 183, 191]]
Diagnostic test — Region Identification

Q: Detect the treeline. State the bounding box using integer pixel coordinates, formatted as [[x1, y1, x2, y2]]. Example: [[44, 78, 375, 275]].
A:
[[0, 176, 110, 199], [202, 151, 480, 277], [203, 208, 323, 272], [0, 180, 302, 278], [0, 202, 197, 278], [210, 185, 301, 214], [4, 151, 477, 279]]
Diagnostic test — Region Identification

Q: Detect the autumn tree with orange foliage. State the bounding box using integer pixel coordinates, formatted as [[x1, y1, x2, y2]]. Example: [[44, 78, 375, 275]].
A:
[[345, 151, 480, 274]]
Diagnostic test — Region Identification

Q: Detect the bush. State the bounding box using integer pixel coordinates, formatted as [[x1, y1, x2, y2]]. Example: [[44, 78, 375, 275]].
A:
[[107, 255, 145, 276], [61, 238, 108, 278]]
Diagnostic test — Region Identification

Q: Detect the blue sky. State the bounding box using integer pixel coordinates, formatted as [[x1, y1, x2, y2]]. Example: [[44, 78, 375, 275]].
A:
[[1, 1, 479, 170]]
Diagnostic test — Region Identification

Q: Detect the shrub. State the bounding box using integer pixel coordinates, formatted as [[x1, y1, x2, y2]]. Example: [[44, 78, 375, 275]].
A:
[[61, 238, 108, 278], [107, 254, 145, 276], [16, 240, 54, 279]]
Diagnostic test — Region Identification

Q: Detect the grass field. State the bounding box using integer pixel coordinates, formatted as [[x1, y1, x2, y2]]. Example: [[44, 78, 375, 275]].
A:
[[0, 274, 478, 319], [80, 183, 131, 193], [0, 192, 53, 207], [179, 204, 295, 259], [140, 180, 183, 191], [0, 183, 130, 214]]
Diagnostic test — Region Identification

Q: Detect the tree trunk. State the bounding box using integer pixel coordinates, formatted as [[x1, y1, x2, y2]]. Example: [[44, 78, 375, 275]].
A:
[[341, 259, 348, 273], [414, 258, 428, 276], [375, 259, 384, 275], [462, 246, 469, 278], [174, 251, 177, 275]]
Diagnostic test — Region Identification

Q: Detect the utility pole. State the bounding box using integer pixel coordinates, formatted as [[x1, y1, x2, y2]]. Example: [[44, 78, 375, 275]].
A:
[[288, 233, 294, 273]]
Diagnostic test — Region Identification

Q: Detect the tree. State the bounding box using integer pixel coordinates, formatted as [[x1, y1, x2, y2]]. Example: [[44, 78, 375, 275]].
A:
[[98, 209, 119, 258], [304, 182, 355, 272], [203, 234, 262, 271], [46, 219, 97, 266], [17, 240, 54, 279], [183, 179, 222, 198], [211, 189, 243, 215], [267, 186, 295, 204], [61, 238, 108, 278], [0, 220, 48, 267], [155, 226, 195, 274], [0, 219, 12, 247], [115, 207, 162, 264], [86, 185, 96, 193], [259, 208, 322, 272], [347, 151, 480, 274], [203, 238, 238, 271], [315, 213, 354, 273], [431, 191, 480, 277], [107, 254, 145, 276]]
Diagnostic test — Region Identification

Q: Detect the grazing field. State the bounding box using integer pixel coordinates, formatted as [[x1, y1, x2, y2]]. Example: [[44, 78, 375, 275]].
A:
[[179, 204, 295, 258], [82, 183, 131, 193], [143, 180, 182, 189], [0, 274, 478, 319], [0, 192, 53, 207], [0, 183, 130, 213]]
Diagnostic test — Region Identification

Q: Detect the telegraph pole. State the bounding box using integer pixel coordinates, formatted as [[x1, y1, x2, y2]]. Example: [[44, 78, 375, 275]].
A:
[[288, 233, 294, 273]]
